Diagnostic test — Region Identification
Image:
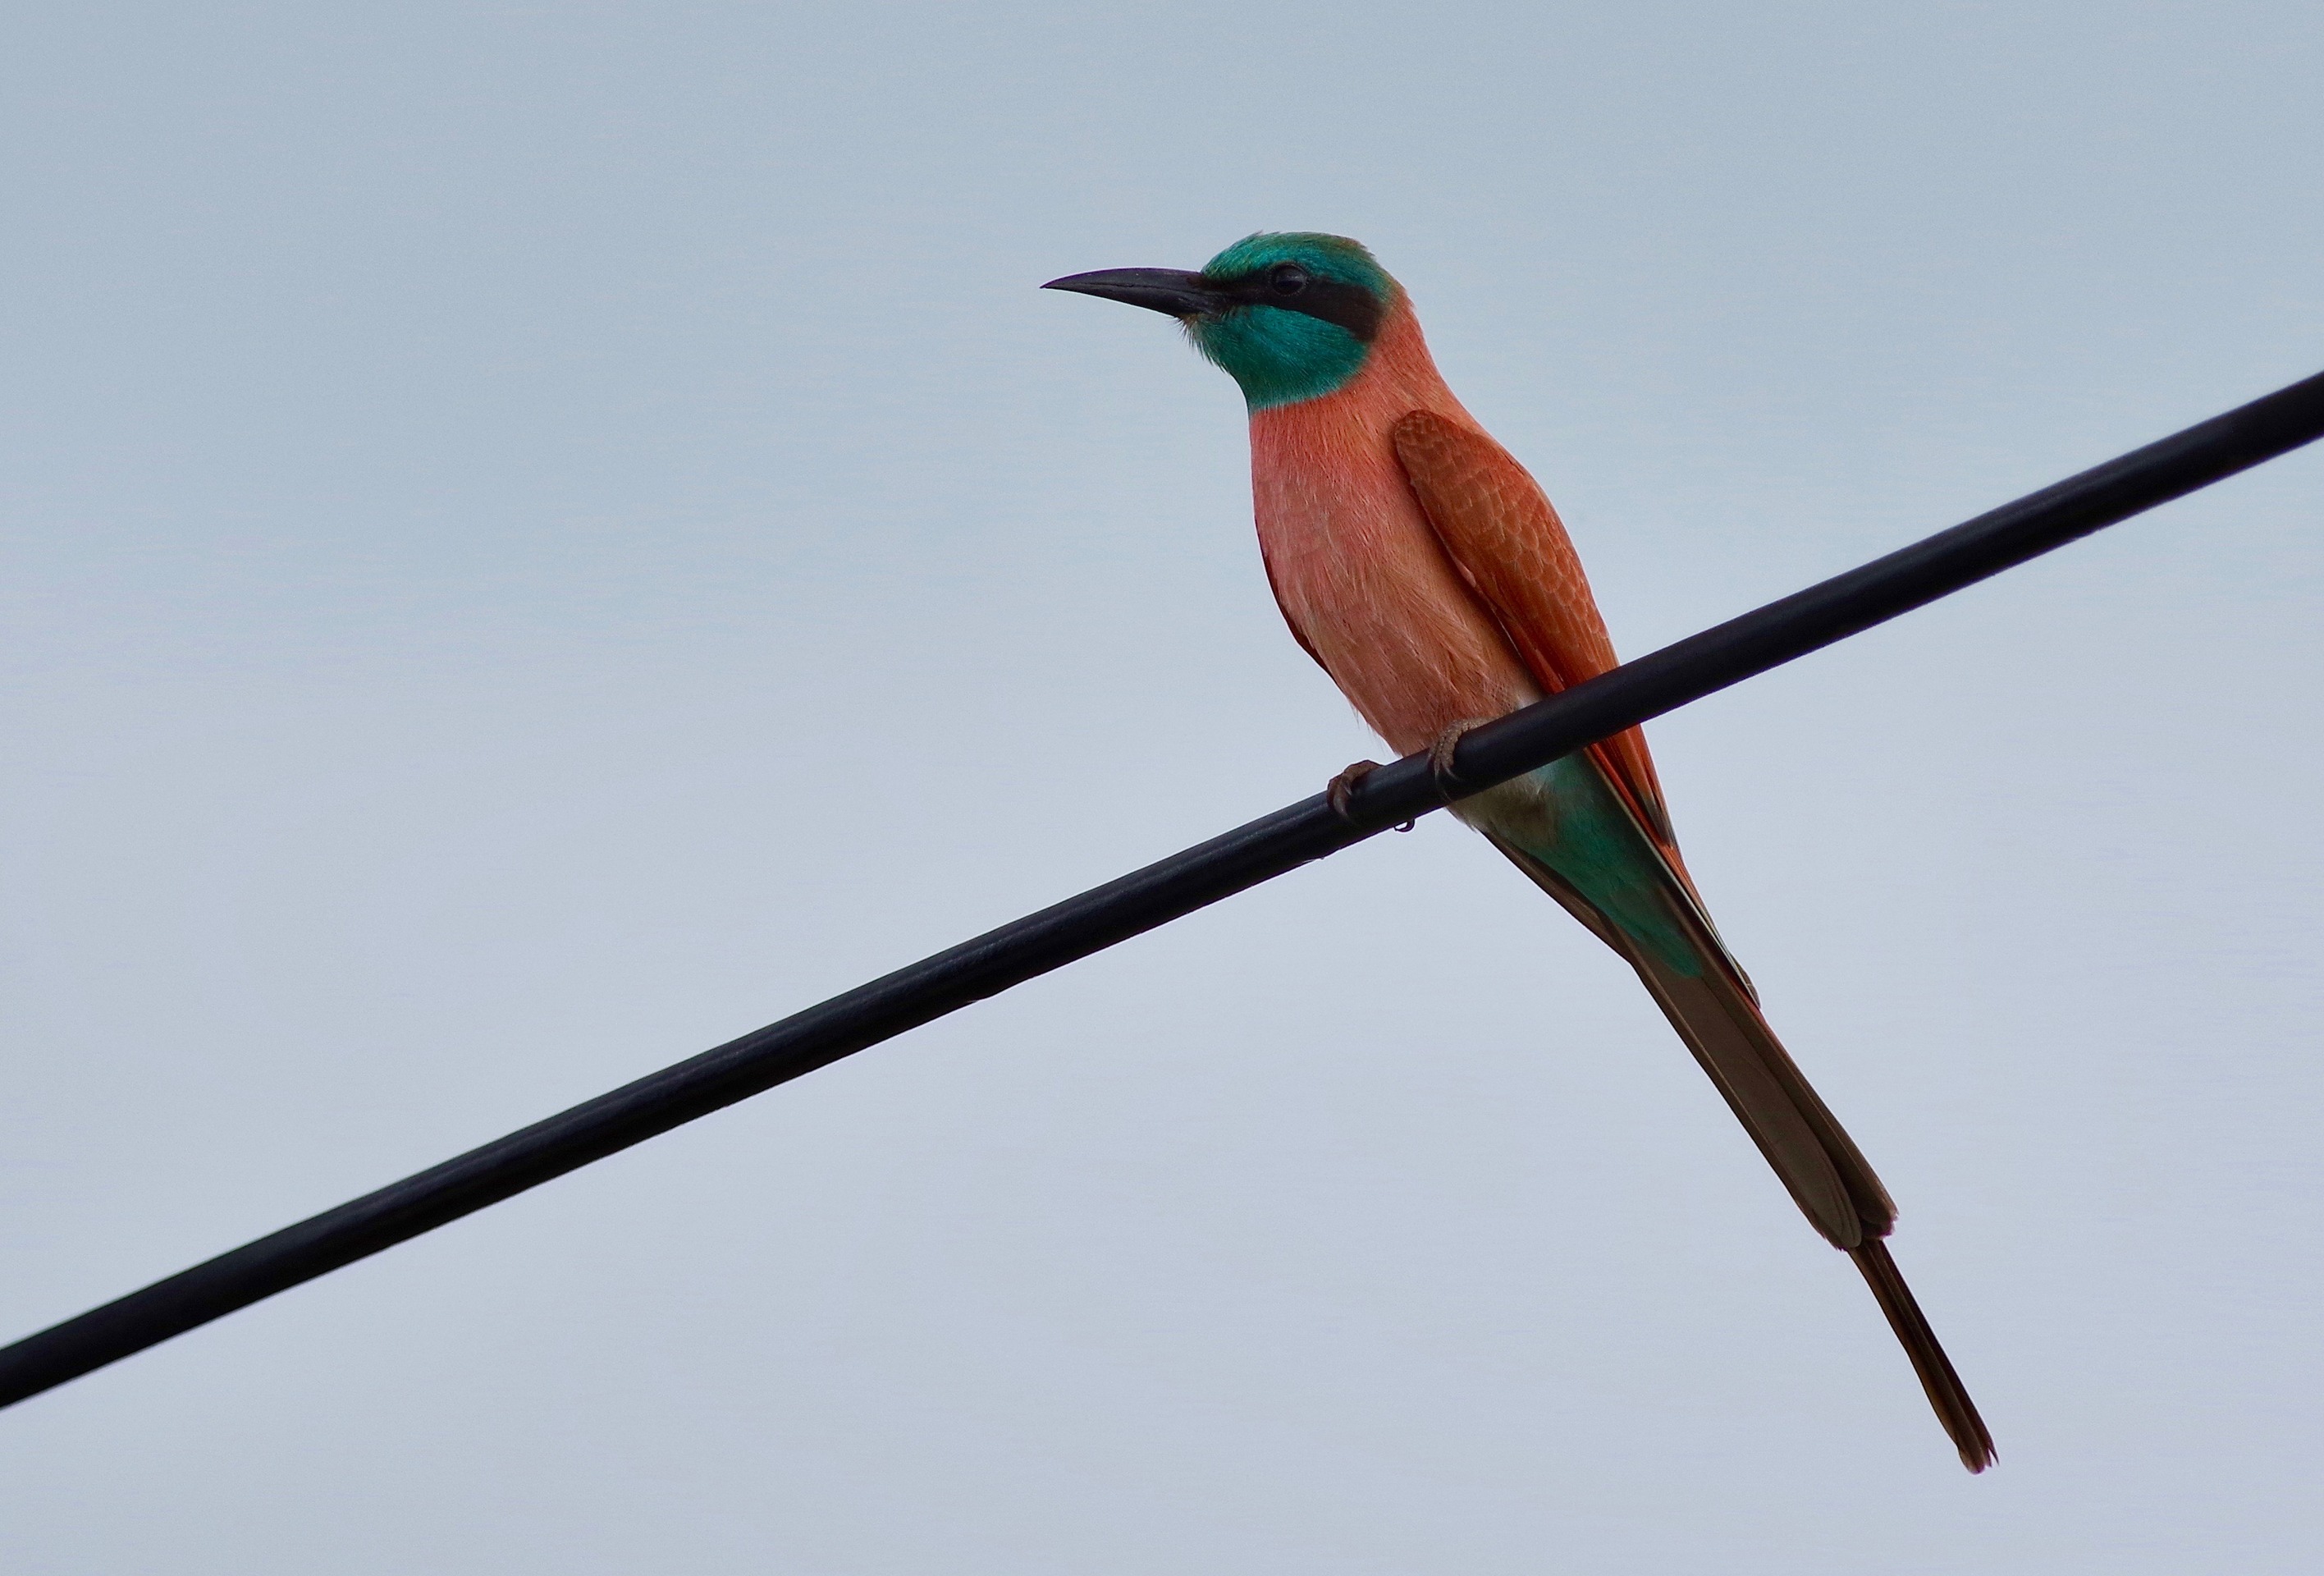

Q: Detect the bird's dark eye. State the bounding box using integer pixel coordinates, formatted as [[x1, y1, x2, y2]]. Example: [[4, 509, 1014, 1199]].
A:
[[1267, 263, 1309, 296]]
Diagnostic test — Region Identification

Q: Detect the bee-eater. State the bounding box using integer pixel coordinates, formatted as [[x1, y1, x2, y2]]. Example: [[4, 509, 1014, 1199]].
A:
[[1045, 232, 1993, 1472]]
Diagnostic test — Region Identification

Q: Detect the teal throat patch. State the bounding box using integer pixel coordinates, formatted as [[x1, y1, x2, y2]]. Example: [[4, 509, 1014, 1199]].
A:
[[1188, 232, 1396, 411], [1190, 308, 1372, 409]]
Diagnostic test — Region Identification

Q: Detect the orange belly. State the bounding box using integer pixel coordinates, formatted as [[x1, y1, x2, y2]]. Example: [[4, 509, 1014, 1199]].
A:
[[1248, 347, 1539, 758]]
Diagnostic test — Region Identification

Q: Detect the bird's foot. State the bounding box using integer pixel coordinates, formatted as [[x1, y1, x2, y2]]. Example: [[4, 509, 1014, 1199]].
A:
[[1428, 717, 1497, 801], [1326, 760, 1384, 824], [1327, 760, 1418, 832]]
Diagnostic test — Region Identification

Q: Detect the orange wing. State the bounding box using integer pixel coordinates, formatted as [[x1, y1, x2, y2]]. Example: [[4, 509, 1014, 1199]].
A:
[[1391, 410, 1676, 851]]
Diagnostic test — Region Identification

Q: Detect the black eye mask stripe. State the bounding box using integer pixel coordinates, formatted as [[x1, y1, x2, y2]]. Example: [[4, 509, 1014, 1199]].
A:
[[1208, 273, 1385, 342]]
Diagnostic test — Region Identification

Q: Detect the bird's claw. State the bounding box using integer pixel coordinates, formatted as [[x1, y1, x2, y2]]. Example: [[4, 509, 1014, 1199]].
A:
[[1428, 717, 1497, 801], [1327, 760, 1383, 824]]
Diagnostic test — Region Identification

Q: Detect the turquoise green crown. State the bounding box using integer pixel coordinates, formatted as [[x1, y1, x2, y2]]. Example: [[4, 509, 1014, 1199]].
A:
[[1189, 233, 1397, 410]]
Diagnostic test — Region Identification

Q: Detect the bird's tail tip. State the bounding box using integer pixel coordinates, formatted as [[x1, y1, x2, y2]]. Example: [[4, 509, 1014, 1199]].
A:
[[1848, 1237, 1997, 1473]]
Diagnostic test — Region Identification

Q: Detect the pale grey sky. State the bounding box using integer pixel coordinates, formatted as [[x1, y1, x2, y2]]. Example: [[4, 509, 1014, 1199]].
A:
[[5, 2, 2323, 1571]]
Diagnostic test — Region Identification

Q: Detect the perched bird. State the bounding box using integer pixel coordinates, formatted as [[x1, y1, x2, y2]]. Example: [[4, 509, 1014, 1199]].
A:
[[1045, 232, 1994, 1472]]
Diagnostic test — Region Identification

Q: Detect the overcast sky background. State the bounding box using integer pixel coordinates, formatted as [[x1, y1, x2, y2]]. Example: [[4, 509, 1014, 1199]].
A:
[[5, 3, 2322, 1571]]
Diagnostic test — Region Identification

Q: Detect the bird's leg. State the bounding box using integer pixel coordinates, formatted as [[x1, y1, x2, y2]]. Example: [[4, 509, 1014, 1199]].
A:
[[1326, 759, 1384, 823], [1331, 717, 1498, 827], [1428, 717, 1498, 801]]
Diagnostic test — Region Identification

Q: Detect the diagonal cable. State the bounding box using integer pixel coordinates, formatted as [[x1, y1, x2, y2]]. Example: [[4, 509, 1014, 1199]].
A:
[[5, 368, 2322, 1413]]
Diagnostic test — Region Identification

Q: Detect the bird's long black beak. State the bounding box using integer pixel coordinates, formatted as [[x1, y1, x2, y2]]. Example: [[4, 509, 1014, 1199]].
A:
[[1041, 268, 1220, 318]]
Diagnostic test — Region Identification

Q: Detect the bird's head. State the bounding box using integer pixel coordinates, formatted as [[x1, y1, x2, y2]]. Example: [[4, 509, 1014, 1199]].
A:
[[1044, 232, 1398, 410]]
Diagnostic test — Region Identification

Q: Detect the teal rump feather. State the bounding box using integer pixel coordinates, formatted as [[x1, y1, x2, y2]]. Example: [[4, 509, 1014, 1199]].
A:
[[1505, 756, 1704, 978]]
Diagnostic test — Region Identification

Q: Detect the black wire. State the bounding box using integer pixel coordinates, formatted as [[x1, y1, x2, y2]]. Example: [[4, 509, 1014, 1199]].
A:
[[6, 369, 2322, 1413]]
